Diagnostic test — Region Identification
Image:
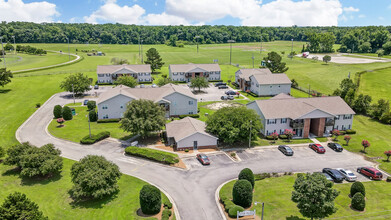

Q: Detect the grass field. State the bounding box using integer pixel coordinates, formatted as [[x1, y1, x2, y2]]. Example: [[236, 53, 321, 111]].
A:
[[0, 158, 172, 220], [220, 174, 391, 219], [48, 106, 131, 143], [359, 67, 391, 101]]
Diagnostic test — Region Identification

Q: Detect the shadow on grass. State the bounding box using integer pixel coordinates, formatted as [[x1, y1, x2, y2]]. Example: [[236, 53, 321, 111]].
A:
[[69, 191, 119, 209], [0, 89, 11, 94], [2, 167, 21, 177], [21, 173, 62, 186], [359, 150, 368, 154], [286, 215, 305, 220]]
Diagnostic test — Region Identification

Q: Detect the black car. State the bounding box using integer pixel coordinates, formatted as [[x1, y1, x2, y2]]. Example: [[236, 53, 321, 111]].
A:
[[327, 142, 343, 152], [83, 99, 89, 105], [94, 85, 99, 89], [218, 85, 228, 89], [225, 90, 237, 95], [214, 82, 227, 87], [322, 168, 344, 183], [278, 145, 294, 156]]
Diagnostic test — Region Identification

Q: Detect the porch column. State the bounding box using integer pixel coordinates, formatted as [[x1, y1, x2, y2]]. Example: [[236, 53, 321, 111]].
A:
[[303, 119, 310, 138]]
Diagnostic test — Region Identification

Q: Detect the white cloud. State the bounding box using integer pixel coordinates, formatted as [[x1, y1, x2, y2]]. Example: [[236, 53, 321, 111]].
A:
[[358, 14, 366, 18], [144, 13, 189, 25], [83, 0, 145, 24], [343, 6, 359, 12], [165, 0, 343, 26], [0, 0, 59, 23]]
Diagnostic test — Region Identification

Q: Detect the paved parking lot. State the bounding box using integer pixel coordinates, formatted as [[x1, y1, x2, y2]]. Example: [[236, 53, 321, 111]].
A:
[[177, 83, 240, 102], [182, 153, 234, 170]]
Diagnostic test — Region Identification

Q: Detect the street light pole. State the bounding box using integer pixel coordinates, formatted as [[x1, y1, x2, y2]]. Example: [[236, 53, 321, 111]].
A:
[[291, 38, 294, 60], [195, 35, 200, 53], [72, 84, 75, 104], [88, 113, 92, 138], [138, 35, 141, 62], [249, 120, 252, 148], [0, 37, 6, 68], [12, 36, 16, 55], [141, 39, 144, 63], [67, 37, 70, 61], [260, 35, 263, 55], [252, 53, 255, 68], [255, 202, 265, 220], [228, 40, 235, 65]]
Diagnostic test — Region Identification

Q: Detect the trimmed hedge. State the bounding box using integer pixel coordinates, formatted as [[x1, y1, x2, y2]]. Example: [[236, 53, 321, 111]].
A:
[[265, 135, 278, 140], [89, 111, 97, 122], [209, 80, 223, 82], [97, 118, 121, 123], [62, 106, 73, 120], [163, 199, 173, 209], [232, 179, 253, 208], [125, 147, 179, 165], [139, 185, 161, 215], [238, 168, 255, 189], [345, 129, 356, 134], [178, 114, 200, 119], [80, 131, 110, 144], [53, 105, 62, 118], [351, 192, 365, 211], [228, 205, 245, 218], [279, 134, 288, 139], [339, 130, 347, 135], [350, 181, 366, 197], [162, 208, 172, 220]]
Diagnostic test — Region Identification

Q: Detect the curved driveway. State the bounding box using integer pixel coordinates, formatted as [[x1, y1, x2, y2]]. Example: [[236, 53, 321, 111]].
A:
[[16, 92, 374, 220]]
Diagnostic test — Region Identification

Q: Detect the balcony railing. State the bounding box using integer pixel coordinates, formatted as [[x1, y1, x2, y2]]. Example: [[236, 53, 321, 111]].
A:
[[325, 119, 335, 126], [290, 121, 304, 128]]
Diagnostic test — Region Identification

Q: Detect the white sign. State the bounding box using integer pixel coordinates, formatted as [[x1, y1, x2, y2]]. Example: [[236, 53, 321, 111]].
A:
[[237, 209, 256, 219]]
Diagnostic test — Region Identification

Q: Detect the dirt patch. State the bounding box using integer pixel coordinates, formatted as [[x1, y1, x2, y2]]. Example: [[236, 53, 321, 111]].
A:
[[137, 204, 174, 219], [297, 53, 390, 64], [138, 135, 164, 146], [172, 159, 187, 169], [204, 102, 242, 110]]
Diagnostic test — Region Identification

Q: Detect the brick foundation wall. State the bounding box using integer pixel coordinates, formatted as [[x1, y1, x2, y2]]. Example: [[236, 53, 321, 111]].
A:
[[303, 118, 311, 138]]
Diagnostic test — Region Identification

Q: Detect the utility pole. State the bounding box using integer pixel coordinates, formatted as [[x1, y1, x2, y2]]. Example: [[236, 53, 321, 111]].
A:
[[252, 53, 255, 68], [195, 35, 200, 53], [291, 38, 294, 60], [138, 35, 141, 62], [141, 39, 144, 63], [72, 84, 75, 104], [249, 120, 252, 148], [260, 35, 263, 55], [261, 202, 264, 220], [88, 113, 92, 138], [308, 84, 311, 98], [0, 37, 6, 68], [12, 36, 16, 55], [228, 40, 235, 65], [67, 37, 70, 61]]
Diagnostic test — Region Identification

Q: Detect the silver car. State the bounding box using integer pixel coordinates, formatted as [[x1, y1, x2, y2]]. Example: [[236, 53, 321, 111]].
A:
[[336, 168, 357, 182]]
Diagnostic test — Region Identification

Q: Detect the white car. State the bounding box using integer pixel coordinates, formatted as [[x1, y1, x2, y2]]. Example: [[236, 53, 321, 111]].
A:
[[336, 168, 357, 182]]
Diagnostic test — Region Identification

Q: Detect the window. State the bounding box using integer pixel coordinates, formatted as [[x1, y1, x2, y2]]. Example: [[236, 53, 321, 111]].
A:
[[102, 105, 108, 110], [281, 118, 287, 124], [256, 84, 259, 87], [343, 114, 352, 120], [267, 119, 277, 124], [189, 101, 194, 105], [348, 124, 351, 129], [139, 79, 143, 82], [335, 115, 340, 120], [180, 72, 184, 75], [270, 85, 272, 88], [98, 74, 104, 77], [173, 72, 178, 75], [120, 105, 123, 109], [189, 111, 193, 114], [103, 114, 109, 119]]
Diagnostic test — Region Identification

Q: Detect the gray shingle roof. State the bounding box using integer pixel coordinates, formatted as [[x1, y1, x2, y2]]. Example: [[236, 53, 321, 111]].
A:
[[97, 64, 151, 74], [237, 68, 272, 81], [251, 73, 292, 85], [169, 64, 221, 73], [166, 117, 218, 142]]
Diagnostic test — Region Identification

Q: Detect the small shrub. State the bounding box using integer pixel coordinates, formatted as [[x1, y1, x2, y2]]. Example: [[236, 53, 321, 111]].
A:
[[265, 135, 274, 140], [97, 118, 121, 123], [254, 173, 271, 181], [35, 103, 41, 108], [125, 147, 179, 165], [80, 131, 110, 144], [339, 130, 347, 135], [230, 152, 236, 157], [163, 199, 172, 209], [228, 205, 245, 218], [278, 134, 288, 139], [185, 149, 189, 153], [345, 129, 356, 134], [238, 168, 255, 189], [139, 185, 161, 215], [62, 106, 73, 120], [53, 105, 63, 118], [350, 181, 366, 197], [351, 192, 365, 211], [178, 114, 200, 119], [232, 179, 253, 208], [161, 208, 172, 220], [87, 101, 96, 111], [272, 172, 279, 177], [89, 111, 97, 122]]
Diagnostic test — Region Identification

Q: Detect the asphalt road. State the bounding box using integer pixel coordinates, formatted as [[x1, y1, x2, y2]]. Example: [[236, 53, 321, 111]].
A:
[[16, 91, 375, 220]]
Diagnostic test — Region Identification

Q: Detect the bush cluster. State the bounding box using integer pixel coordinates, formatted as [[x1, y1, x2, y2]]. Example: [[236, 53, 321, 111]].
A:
[[53, 105, 63, 118], [345, 129, 356, 134], [350, 181, 366, 197], [228, 205, 245, 218], [163, 199, 172, 209], [278, 134, 288, 139], [351, 192, 365, 211], [125, 147, 179, 165], [220, 197, 235, 212], [87, 101, 96, 111], [238, 168, 255, 189], [97, 118, 121, 123], [161, 208, 172, 220], [80, 131, 110, 144], [139, 185, 161, 215], [62, 106, 73, 120], [178, 114, 200, 119], [254, 173, 272, 181], [232, 179, 253, 208]]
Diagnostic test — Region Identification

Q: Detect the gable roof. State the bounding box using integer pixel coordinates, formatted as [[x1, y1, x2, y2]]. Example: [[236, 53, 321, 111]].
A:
[[237, 68, 272, 81], [250, 73, 292, 85], [97, 84, 196, 104], [169, 64, 221, 73], [166, 117, 218, 142], [97, 64, 151, 74], [249, 94, 355, 120]]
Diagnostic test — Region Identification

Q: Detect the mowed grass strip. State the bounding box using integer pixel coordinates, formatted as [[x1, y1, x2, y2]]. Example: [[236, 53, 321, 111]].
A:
[[359, 67, 391, 101], [220, 174, 391, 219], [0, 158, 172, 220]]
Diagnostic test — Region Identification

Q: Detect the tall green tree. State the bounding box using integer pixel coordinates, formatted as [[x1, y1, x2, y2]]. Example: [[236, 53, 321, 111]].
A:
[[322, 55, 331, 64], [370, 99, 389, 120], [144, 48, 164, 72], [0, 192, 48, 220], [190, 77, 209, 92], [120, 99, 165, 138], [114, 75, 138, 88], [60, 73, 91, 96], [206, 106, 262, 144], [0, 68, 13, 87], [292, 173, 339, 220], [70, 155, 121, 200], [263, 51, 289, 73], [352, 94, 372, 114]]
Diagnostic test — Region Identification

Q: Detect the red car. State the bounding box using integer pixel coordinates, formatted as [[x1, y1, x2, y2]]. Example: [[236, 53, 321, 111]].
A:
[[196, 154, 210, 165], [357, 167, 383, 180], [309, 143, 326, 153]]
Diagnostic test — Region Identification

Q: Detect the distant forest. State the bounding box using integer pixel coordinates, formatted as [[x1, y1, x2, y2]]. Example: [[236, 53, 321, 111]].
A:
[[1, 22, 391, 54]]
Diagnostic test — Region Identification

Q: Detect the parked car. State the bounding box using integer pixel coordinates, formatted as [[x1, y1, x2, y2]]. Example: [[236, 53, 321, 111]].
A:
[[315, 172, 333, 181], [336, 168, 357, 182], [94, 85, 99, 89], [225, 90, 237, 95], [328, 142, 343, 152], [322, 168, 344, 183], [218, 85, 229, 89], [152, 84, 157, 88], [221, 95, 234, 100], [196, 154, 210, 165], [357, 167, 383, 180], [83, 100, 89, 105], [140, 84, 145, 88], [214, 82, 227, 87], [278, 145, 294, 156], [309, 143, 326, 153]]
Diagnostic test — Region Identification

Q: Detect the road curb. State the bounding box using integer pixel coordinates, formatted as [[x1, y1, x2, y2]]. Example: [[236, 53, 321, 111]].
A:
[[215, 178, 239, 220]]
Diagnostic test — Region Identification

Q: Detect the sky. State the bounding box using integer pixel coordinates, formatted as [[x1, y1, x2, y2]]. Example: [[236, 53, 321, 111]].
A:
[[0, 0, 390, 26]]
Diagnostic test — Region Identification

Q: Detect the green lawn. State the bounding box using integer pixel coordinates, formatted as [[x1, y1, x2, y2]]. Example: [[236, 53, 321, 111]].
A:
[[252, 136, 313, 146], [220, 174, 391, 219], [359, 67, 391, 101], [0, 158, 172, 220], [343, 115, 391, 173], [48, 106, 131, 143]]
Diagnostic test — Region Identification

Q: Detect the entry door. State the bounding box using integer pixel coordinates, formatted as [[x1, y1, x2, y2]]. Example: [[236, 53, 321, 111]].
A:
[[193, 141, 198, 150]]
